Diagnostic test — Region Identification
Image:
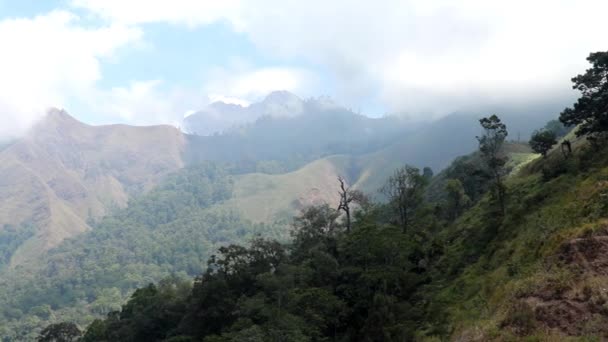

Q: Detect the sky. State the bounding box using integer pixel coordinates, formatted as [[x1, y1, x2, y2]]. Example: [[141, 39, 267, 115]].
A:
[[0, 0, 606, 138]]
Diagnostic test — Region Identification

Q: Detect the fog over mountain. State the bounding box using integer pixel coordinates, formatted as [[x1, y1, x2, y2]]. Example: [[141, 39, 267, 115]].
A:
[[183, 91, 308, 135]]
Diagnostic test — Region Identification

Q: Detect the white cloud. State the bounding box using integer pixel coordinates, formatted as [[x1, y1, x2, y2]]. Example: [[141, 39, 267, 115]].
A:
[[2, 0, 607, 137], [203, 66, 317, 103], [73, 0, 608, 117], [0, 10, 141, 138], [207, 94, 250, 107], [88, 80, 209, 128]]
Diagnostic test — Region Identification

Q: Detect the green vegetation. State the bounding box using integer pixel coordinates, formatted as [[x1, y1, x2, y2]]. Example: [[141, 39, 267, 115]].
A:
[[544, 119, 572, 138], [560, 51, 608, 141], [476, 114, 509, 215], [0, 224, 35, 269], [76, 193, 438, 341], [529, 129, 558, 157], [0, 163, 285, 340]]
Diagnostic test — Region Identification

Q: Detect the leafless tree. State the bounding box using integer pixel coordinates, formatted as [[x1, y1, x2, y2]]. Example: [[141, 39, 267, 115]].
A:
[[337, 176, 368, 232]]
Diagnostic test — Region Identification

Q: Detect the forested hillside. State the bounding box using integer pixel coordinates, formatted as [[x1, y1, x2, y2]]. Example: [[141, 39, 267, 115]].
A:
[[0, 163, 279, 340]]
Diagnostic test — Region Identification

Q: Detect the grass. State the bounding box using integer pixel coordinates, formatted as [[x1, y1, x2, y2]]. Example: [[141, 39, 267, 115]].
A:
[[426, 137, 608, 340]]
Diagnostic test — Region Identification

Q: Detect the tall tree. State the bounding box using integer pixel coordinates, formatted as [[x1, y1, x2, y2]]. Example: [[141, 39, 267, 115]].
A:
[[529, 129, 557, 158], [560, 51, 608, 143], [381, 165, 428, 233], [477, 115, 508, 214]]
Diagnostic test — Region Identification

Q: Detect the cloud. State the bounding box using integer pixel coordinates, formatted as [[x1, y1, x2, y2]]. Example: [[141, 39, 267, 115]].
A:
[[207, 95, 250, 107], [0, 10, 141, 138], [87, 80, 209, 128], [2, 0, 607, 138], [73, 0, 608, 117], [203, 66, 318, 102]]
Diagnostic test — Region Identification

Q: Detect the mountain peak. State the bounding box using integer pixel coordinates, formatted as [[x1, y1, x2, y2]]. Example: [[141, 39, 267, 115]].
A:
[[262, 90, 301, 105], [43, 108, 83, 126], [28, 108, 87, 139]]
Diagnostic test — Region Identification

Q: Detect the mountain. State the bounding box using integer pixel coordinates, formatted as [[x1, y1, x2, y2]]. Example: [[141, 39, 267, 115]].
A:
[[0, 95, 560, 272], [0, 109, 186, 267], [183, 91, 306, 136], [0, 102, 557, 270]]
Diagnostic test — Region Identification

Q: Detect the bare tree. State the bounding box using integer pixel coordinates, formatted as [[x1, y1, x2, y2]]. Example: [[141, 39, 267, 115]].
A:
[[337, 176, 367, 232]]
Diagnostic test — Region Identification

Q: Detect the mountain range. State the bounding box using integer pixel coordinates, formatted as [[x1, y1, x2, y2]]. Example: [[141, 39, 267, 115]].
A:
[[0, 92, 558, 270]]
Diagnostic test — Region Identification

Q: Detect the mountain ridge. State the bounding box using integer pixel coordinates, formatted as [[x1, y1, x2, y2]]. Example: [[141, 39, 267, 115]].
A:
[[0, 109, 187, 267]]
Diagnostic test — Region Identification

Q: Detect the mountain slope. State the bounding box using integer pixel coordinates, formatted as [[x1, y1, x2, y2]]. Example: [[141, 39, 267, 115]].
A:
[[417, 132, 608, 340], [0, 109, 186, 267]]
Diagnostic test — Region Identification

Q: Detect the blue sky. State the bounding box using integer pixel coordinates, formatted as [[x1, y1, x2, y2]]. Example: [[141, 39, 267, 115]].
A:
[[0, 0, 606, 137]]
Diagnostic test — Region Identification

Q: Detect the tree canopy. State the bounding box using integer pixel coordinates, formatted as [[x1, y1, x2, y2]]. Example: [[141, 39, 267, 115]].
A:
[[560, 51, 608, 139], [529, 129, 557, 157]]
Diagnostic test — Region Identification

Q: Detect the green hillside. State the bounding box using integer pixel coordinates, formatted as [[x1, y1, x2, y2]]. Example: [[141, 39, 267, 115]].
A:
[[0, 163, 272, 340], [424, 134, 608, 340]]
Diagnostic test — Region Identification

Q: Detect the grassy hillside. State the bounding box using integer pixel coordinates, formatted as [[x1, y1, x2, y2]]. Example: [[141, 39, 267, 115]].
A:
[[0, 109, 186, 268], [420, 133, 608, 340], [219, 142, 536, 228]]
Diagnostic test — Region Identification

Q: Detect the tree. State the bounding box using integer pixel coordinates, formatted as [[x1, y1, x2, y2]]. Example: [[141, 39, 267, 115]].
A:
[[423, 167, 434, 180], [477, 115, 508, 214], [381, 165, 428, 233], [445, 179, 471, 220], [37, 322, 81, 342], [529, 130, 557, 158], [559, 51, 608, 142], [337, 176, 367, 232]]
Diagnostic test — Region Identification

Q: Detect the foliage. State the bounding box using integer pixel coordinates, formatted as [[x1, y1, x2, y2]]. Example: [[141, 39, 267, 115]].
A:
[[36, 322, 81, 342], [0, 224, 35, 269], [381, 165, 429, 232], [445, 179, 471, 220], [543, 119, 572, 138], [560, 51, 608, 140], [477, 115, 508, 214], [425, 153, 492, 204], [82, 201, 430, 341], [529, 129, 557, 157]]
